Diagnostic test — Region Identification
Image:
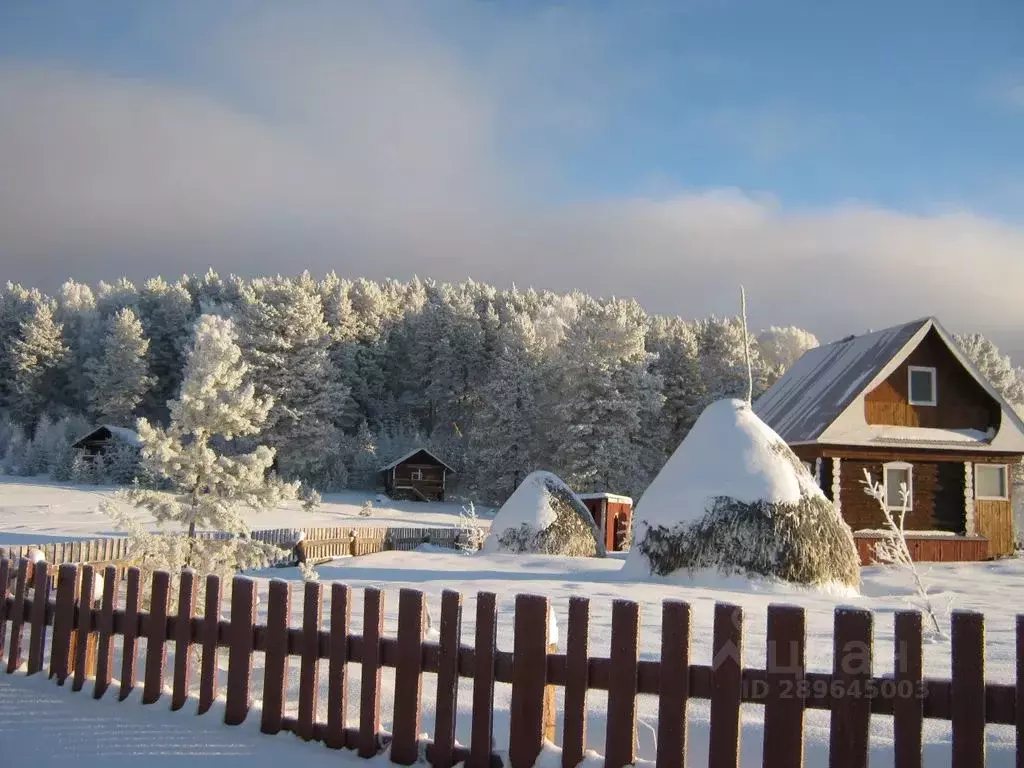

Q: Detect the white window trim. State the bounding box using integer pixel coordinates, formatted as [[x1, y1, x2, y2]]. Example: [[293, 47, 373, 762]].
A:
[[973, 463, 1009, 501], [882, 461, 914, 511], [907, 365, 937, 406]]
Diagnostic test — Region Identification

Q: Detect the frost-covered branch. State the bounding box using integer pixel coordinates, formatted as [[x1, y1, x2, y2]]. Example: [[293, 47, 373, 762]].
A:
[[861, 469, 944, 637]]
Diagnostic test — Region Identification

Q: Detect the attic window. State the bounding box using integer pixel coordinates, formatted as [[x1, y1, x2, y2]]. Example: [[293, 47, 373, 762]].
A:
[[883, 461, 913, 510], [908, 366, 937, 406]]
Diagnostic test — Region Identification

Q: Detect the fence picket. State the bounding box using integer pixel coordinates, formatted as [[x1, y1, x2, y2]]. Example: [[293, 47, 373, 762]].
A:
[[326, 583, 351, 749], [951, 611, 985, 768], [709, 602, 743, 768], [171, 570, 197, 711], [469, 592, 497, 768], [1016, 614, 1023, 768], [93, 566, 118, 699], [143, 571, 171, 704], [509, 594, 549, 768], [198, 574, 222, 715], [359, 587, 384, 758], [0, 559, 10, 660], [298, 581, 323, 741], [118, 567, 142, 701], [72, 565, 97, 692], [4, 561, 27, 671], [27, 560, 50, 675], [224, 576, 257, 725], [893, 611, 923, 768], [562, 597, 590, 768], [604, 599, 641, 768], [656, 601, 691, 768], [763, 605, 805, 768], [261, 579, 291, 735], [391, 589, 426, 765], [828, 608, 873, 768], [49, 563, 78, 683], [431, 590, 463, 768]]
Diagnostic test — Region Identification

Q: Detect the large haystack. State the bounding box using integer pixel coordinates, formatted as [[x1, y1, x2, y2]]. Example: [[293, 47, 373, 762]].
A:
[[624, 398, 859, 588], [482, 471, 606, 557]]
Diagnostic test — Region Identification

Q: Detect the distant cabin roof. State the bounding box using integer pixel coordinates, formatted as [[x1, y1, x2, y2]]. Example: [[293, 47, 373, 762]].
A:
[[71, 425, 142, 449], [379, 447, 456, 473], [754, 316, 1024, 452]]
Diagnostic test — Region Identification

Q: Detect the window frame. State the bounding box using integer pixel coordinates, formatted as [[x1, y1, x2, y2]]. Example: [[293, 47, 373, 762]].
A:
[[907, 365, 937, 406], [974, 463, 1009, 501], [882, 461, 914, 511]]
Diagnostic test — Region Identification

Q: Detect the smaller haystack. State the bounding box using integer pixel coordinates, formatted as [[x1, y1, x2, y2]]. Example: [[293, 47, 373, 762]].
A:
[[624, 398, 859, 588], [482, 471, 606, 557]]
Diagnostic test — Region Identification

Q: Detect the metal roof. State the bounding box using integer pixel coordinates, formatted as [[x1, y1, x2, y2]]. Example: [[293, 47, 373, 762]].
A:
[[753, 318, 929, 444], [378, 447, 456, 473]]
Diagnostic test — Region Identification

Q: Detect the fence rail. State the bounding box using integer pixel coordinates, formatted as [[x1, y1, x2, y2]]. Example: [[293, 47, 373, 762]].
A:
[[2, 556, 1022, 765]]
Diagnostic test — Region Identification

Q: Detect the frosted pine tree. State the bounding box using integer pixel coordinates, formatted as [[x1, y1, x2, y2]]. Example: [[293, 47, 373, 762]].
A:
[[697, 315, 769, 407], [56, 280, 101, 414], [6, 298, 68, 430], [104, 314, 299, 592], [954, 332, 1024, 408], [648, 316, 705, 452], [138, 277, 195, 421], [85, 307, 155, 426]]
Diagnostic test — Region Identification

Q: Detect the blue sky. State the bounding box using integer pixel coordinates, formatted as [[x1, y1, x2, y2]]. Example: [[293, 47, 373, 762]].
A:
[[1, 1, 1023, 351]]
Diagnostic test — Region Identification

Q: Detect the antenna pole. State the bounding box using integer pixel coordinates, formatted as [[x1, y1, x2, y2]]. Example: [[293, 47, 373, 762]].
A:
[[740, 285, 753, 405]]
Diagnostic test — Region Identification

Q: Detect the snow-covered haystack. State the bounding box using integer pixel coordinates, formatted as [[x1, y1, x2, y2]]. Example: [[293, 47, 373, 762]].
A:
[[624, 399, 859, 589], [482, 471, 606, 557]]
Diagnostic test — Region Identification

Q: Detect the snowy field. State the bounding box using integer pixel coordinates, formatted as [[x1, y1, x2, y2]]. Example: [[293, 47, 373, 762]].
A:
[[0, 476, 493, 545]]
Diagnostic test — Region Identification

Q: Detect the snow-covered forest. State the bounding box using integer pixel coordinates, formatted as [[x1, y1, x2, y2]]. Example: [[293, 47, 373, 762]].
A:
[[1, 271, 1021, 505]]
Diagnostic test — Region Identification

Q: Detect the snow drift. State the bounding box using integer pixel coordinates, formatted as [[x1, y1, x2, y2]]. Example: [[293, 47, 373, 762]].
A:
[[624, 398, 860, 588], [482, 471, 606, 557]]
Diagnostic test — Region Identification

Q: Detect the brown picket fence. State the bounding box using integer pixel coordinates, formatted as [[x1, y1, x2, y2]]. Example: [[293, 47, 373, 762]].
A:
[[0, 556, 1021, 767]]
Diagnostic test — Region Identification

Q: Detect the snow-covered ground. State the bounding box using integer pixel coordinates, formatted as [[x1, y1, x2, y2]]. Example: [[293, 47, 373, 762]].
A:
[[0, 476, 494, 544]]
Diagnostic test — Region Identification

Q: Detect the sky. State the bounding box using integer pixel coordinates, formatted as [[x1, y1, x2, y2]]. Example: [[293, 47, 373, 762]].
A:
[[1, 1, 1023, 353]]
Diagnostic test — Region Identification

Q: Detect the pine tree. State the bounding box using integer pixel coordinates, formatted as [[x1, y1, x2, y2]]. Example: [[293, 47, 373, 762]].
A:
[[105, 314, 299, 591], [954, 332, 1024, 408], [648, 316, 704, 451], [85, 308, 155, 426], [138, 277, 195, 421], [7, 299, 68, 430], [697, 315, 769, 407]]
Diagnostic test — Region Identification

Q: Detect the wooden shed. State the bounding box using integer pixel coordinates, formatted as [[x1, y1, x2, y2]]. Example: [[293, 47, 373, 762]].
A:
[[71, 425, 142, 458], [379, 448, 454, 502], [578, 492, 633, 552]]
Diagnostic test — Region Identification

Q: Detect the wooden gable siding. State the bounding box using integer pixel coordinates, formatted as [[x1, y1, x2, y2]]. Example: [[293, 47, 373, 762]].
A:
[[863, 328, 1000, 430]]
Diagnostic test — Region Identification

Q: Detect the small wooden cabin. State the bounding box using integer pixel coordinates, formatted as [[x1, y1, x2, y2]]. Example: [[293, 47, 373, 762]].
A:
[[578, 493, 633, 552], [755, 316, 1024, 561], [71, 425, 142, 458], [379, 448, 454, 502]]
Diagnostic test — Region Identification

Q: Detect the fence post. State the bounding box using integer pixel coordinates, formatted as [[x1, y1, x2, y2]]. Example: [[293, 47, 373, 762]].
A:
[[605, 599, 640, 768], [359, 587, 385, 758], [762, 605, 806, 768], [171, 570, 197, 711], [143, 571, 171, 704], [5, 559, 28, 673], [26, 560, 50, 675], [261, 579, 290, 735], [198, 574, 222, 716], [298, 580, 323, 741], [431, 590, 463, 768], [118, 567, 142, 700], [391, 589, 426, 765], [0, 559, 10, 660], [49, 563, 79, 683], [224, 576, 257, 726], [709, 603, 743, 768], [469, 592, 497, 768], [656, 601, 691, 768], [1016, 614, 1023, 767], [950, 611, 985, 768], [562, 597, 590, 768], [828, 608, 873, 768], [509, 594, 549, 768], [72, 565, 97, 691], [93, 566, 118, 699], [326, 583, 351, 749]]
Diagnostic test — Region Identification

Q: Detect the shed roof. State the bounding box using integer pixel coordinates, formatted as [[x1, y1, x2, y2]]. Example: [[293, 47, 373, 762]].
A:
[[71, 425, 143, 449], [379, 447, 456, 473], [753, 316, 1024, 452]]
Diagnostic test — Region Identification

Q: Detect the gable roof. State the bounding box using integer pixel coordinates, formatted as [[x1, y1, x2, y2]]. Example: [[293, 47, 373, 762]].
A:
[[754, 317, 1024, 453], [71, 425, 143, 449], [379, 447, 456, 473]]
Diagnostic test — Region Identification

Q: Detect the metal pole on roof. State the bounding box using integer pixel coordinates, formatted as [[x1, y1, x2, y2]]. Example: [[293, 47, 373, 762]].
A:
[[741, 285, 753, 405]]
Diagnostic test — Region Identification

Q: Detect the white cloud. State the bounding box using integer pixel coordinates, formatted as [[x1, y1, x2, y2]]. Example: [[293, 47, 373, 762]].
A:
[[2, 6, 1024, 357]]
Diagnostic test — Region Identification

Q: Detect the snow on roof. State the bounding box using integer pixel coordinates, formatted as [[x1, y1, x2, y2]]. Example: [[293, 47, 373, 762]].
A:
[[754, 318, 928, 444], [630, 399, 824, 533], [72, 424, 142, 448], [378, 447, 456, 473], [865, 426, 992, 448], [576, 492, 634, 505]]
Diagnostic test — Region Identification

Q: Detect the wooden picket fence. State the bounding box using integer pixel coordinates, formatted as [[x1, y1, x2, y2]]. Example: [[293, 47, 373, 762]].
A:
[[0, 556, 1021, 767]]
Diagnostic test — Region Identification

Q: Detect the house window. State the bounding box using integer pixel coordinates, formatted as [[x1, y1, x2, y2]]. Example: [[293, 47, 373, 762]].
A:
[[907, 366, 937, 406], [974, 464, 1008, 500], [883, 462, 913, 510], [410, 468, 424, 481]]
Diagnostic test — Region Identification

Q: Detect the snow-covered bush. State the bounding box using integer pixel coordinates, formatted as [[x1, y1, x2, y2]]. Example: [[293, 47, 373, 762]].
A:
[[482, 471, 605, 557], [456, 501, 487, 553], [359, 500, 374, 517], [625, 399, 860, 589]]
